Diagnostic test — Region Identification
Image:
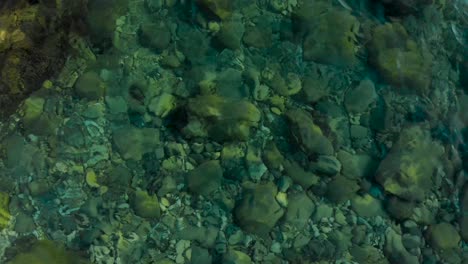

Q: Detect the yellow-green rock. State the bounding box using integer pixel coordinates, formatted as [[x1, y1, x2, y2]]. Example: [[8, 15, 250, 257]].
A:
[[0, 192, 11, 230], [74, 71, 106, 100], [223, 249, 252, 264], [131, 190, 161, 219], [427, 223, 461, 251], [184, 95, 261, 141], [325, 176, 359, 204], [234, 182, 284, 236], [375, 126, 444, 201], [368, 23, 432, 93], [302, 9, 360, 67], [186, 160, 223, 196], [197, 0, 232, 20], [286, 108, 334, 156], [8, 240, 88, 264]]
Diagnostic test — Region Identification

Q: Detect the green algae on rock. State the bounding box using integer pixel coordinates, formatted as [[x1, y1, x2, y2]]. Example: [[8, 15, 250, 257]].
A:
[[74, 71, 106, 100], [138, 22, 172, 52], [7, 240, 88, 264], [131, 190, 161, 219], [112, 126, 160, 161], [183, 95, 261, 141], [0, 192, 11, 230], [234, 182, 284, 236], [293, 0, 360, 67], [368, 23, 432, 93], [426, 222, 461, 251], [286, 108, 334, 156], [375, 126, 444, 201], [186, 160, 223, 196]]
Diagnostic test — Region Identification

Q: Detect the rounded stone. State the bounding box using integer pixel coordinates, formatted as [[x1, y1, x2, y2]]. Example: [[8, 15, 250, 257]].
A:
[[426, 222, 460, 251], [131, 190, 161, 219]]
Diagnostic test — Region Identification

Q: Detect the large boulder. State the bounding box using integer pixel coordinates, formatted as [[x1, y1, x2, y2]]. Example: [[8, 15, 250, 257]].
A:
[[234, 182, 284, 236], [183, 95, 261, 141], [286, 108, 334, 156], [368, 23, 432, 93], [375, 126, 444, 201]]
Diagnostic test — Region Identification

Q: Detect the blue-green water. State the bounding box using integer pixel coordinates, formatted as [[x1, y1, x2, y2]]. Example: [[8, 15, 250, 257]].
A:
[[0, 0, 467, 263]]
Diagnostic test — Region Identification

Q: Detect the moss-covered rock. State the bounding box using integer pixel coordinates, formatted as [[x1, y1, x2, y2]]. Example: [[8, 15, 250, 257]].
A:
[[283, 160, 319, 189], [0, 192, 11, 230], [368, 23, 432, 93], [298, 2, 360, 67], [216, 13, 245, 50], [350, 245, 389, 264], [222, 249, 252, 264], [262, 141, 285, 171], [351, 194, 385, 218], [325, 176, 359, 204], [375, 126, 444, 201], [284, 191, 315, 230], [74, 71, 106, 100], [138, 21, 171, 52], [131, 190, 161, 219], [344, 79, 377, 114], [196, 0, 232, 20], [186, 160, 223, 196], [183, 95, 261, 141], [234, 182, 284, 236], [7, 240, 88, 264], [112, 126, 160, 161], [286, 108, 334, 156], [426, 222, 461, 251]]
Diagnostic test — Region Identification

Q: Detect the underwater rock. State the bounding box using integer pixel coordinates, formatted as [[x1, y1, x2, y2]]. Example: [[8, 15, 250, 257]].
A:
[[283, 160, 319, 189], [138, 21, 171, 52], [216, 68, 247, 99], [264, 71, 302, 97], [186, 160, 223, 196], [301, 71, 331, 103], [87, 0, 129, 49], [216, 13, 245, 50], [262, 141, 285, 171], [183, 95, 261, 141], [0, 2, 71, 119], [178, 24, 210, 64], [301, 8, 360, 67], [286, 108, 334, 156], [243, 20, 273, 49], [148, 92, 176, 118], [379, 0, 433, 16], [325, 175, 359, 204], [344, 79, 377, 114], [351, 194, 385, 218], [426, 222, 460, 251], [368, 23, 432, 93], [386, 196, 415, 220], [112, 126, 160, 161], [310, 155, 342, 176], [197, 0, 232, 20], [74, 71, 106, 100], [375, 126, 444, 201], [0, 192, 11, 230], [234, 182, 284, 236], [284, 191, 315, 230], [384, 227, 419, 264], [191, 245, 212, 264], [131, 190, 161, 219], [337, 150, 378, 180], [350, 245, 389, 264], [14, 212, 35, 234], [222, 249, 252, 264], [8, 240, 88, 264]]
